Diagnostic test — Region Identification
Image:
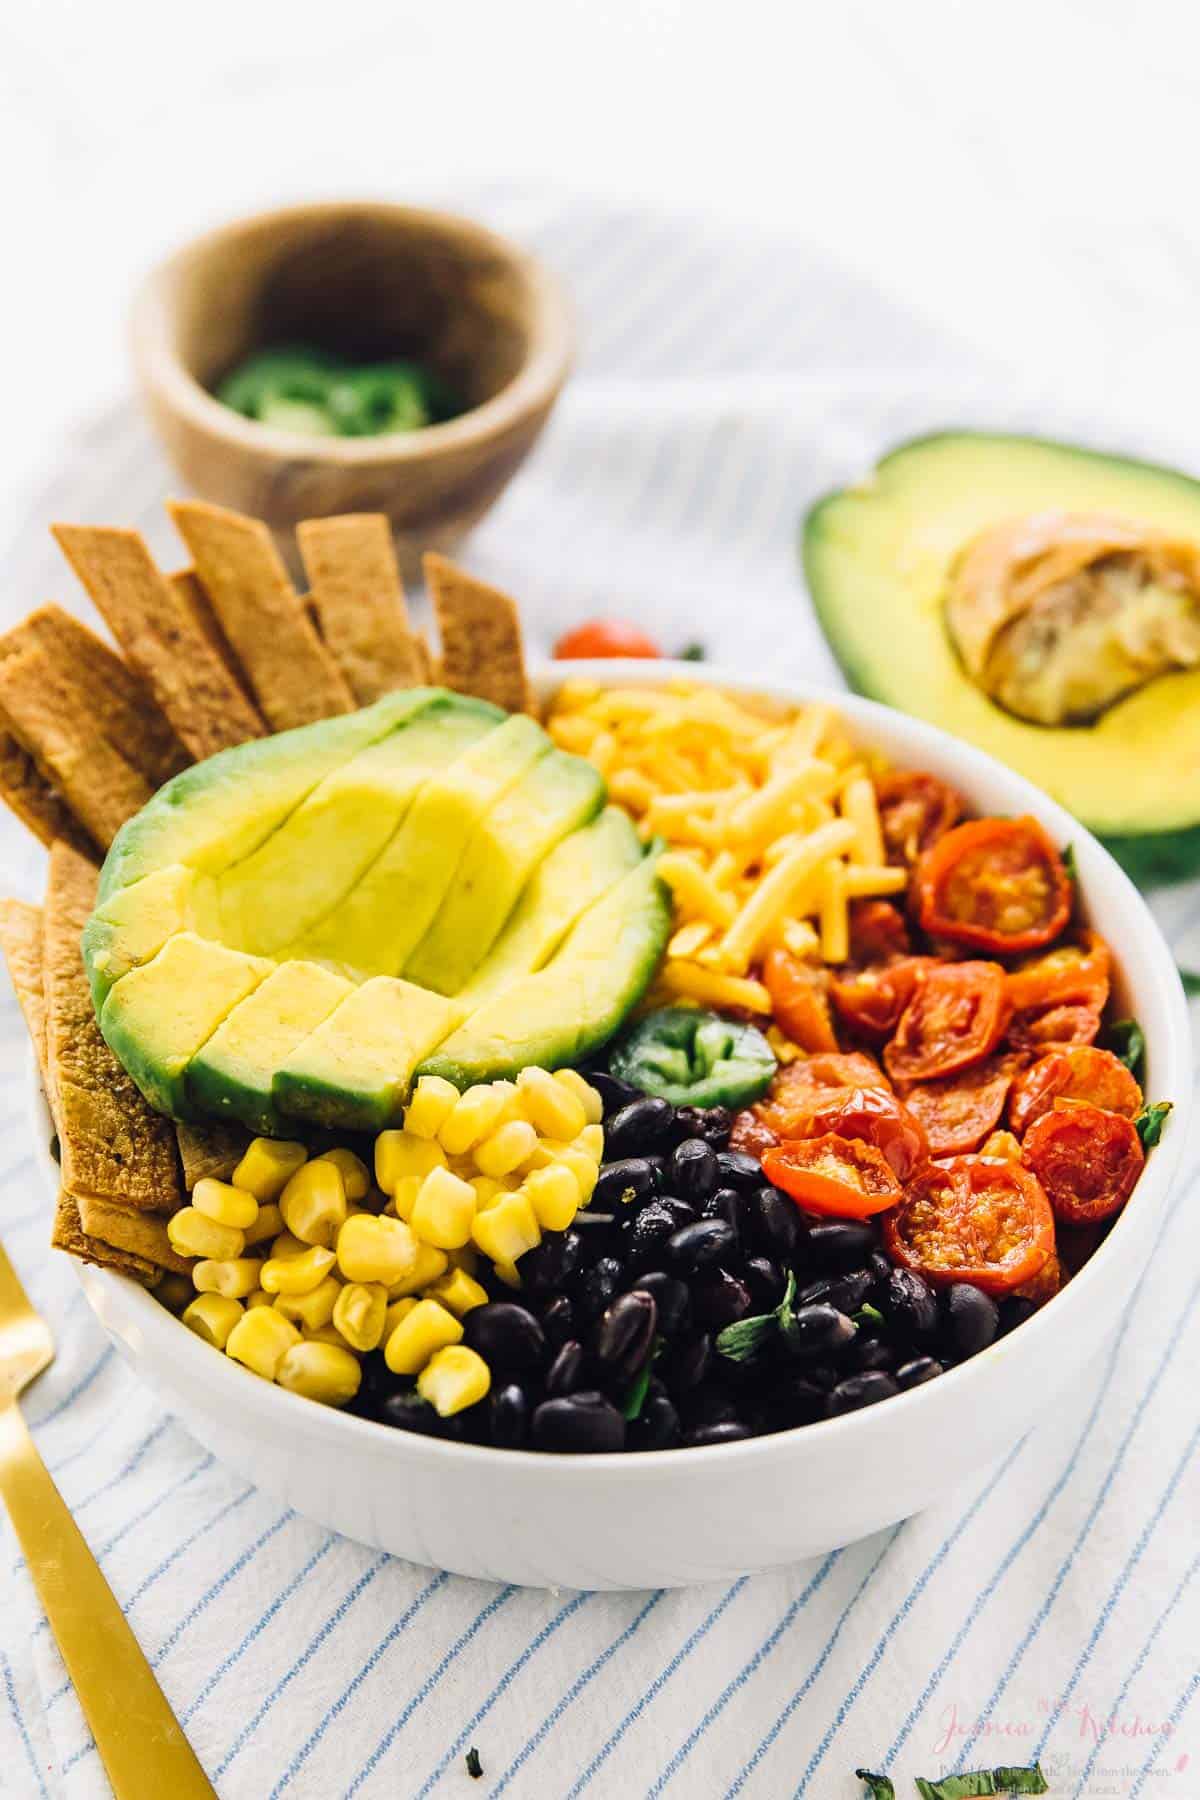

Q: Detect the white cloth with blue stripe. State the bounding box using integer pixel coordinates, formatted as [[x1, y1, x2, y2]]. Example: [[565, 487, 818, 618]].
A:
[[1, 189, 1198, 1800]]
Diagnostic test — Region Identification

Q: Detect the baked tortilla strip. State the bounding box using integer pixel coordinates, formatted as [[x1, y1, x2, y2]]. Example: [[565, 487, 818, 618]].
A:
[[175, 1118, 251, 1191], [52, 524, 266, 761], [424, 553, 531, 714], [297, 514, 429, 702], [0, 643, 154, 847], [169, 500, 355, 730], [76, 1193, 191, 1275], [0, 729, 97, 857], [44, 843, 182, 1214], [168, 568, 260, 710], [51, 1191, 160, 1285], [0, 899, 49, 1088]]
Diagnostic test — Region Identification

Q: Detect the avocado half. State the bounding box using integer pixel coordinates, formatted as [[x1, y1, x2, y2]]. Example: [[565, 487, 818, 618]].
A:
[[804, 431, 1200, 883]]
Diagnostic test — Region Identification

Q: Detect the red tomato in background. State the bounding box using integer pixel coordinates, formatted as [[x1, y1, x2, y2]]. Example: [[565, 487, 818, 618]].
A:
[[554, 620, 663, 659]]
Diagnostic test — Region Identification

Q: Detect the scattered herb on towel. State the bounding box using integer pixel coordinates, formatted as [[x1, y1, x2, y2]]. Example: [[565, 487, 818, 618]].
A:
[[915, 1774, 996, 1798], [465, 1746, 484, 1779], [855, 1773, 895, 1799]]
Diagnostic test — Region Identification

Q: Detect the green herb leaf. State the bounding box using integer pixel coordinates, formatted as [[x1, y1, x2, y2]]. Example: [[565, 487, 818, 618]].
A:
[[853, 1302, 884, 1328], [1105, 1018, 1146, 1082], [991, 1766, 1049, 1795], [1135, 1100, 1173, 1148], [715, 1311, 779, 1364], [1062, 841, 1080, 886], [1180, 967, 1200, 997], [855, 1773, 896, 1800], [622, 1339, 662, 1420], [465, 1746, 484, 1780], [679, 642, 706, 661], [915, 1775, 997, 1799]]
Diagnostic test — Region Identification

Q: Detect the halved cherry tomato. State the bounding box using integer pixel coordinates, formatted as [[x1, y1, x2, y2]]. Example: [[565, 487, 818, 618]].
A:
[[763, 1135, 901, 1218], [875, 771, 963, 866], [1022, 1102, 1144, 1225], [804, 1085, 930, 1182], [915, 817, 1072, 955], [902, 1059, 1014, 1158], [1011, 1250, 1064, 1306], [554, 620, 662, 659], [1009, 1046, 1142, 1135], [980, 1128, 1023, 1161], [1007, 1002, 1102, 1054], [730, 1050, 888, 1156], [882, 1155, 1056, 1293], [1006, 930, 1111, 1015], [884, 961, 1010, 1084], [832, 956, 935, 1041], [848, 900, 911, 965], [762, 947, 838, 1052]]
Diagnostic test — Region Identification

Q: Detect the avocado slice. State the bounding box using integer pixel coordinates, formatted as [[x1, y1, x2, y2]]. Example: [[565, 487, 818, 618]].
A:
[[804, 431, 1200, 882], [403, 748, 605, 995], [100, 932, 273, 1117], [186, 960, 355, 1133], [420, 850, 670, 1087], [273, 977, 463, 1131], [82, 864, 219, 1010]]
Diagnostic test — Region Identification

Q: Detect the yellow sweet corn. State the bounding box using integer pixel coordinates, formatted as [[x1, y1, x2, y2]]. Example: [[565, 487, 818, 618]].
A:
[[231, 1137, 308, 1201], [469, 1175, 507, 1213], [556, 1146, 600, 1205], [427, 1267, 489, 1318], [304, 1322, 353, 1348], [154, 1272, 194, 1315], [374, 1130, 446, 1196], [192, 1258, 262, 1300], [410, 1166, 477, 1250], [417, 1345, 491, 1416], [279, 1159, 347, 1248], [167, 1206, 245, 1262], [260, 1244, 336, 1296], [312, 1147, 370, 1202], [471, 1191, 541, 1268], [336, 1213, 420, 1285], [403, 1074, 460, 1140], [516, 1066, 588, 1140], [438, 1083, 510, 1156], [390, 1175, 423, 1223], [246, 1289, 274, 1310], [523, 1164, 579, 1233], [383, 1295, 419, 1340], [473, 1119, 538, 1179], [265, 1230, 310, 1261], [277, 1341, 362, 1407], [191, 1178, 259, 1231], [446, 1244, 480, 1274], [386, 1241, 449, 1299], [332, 1281, 388, 1352], [491, 1258, 522, 1290], [274, 1275, 341, 1331], [574, 1123, 605, 1163], [182, 1293, 243, 1349], [554, 1068, 603, 1124], [384, 1297, 463, 1375], [225, 1306, 301, 1379], [243, 1201, 285, 1248]]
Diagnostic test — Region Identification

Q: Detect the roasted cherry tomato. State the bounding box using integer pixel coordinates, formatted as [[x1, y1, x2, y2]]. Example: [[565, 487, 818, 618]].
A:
[[882, 1155, 1056, 1293], [1021, 1102, 1144, 1225], [762, 947, 838, 1052], [848, 900, 911, 965], [902, 1059, 1014, 1158], [883, 961, 1010, 1084], [554, 620, 662, 659], [1009, 1046, 1142, 1136], [875, 771, 963, 866], [763, 1135, 901, 1219], [1011, 1250, 1063, 1306], [732, 1050, 890, 1155], [1006, 931, 1111, 1015], [914, 816, 1072, 955], [804, 1085, 929, 1182], [1007, 1001, 1102, 1054], [832, 956, 934, 1041]]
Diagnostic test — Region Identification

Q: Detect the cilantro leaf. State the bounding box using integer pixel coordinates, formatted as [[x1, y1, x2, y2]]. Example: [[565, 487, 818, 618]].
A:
[[1135, 1100, 1173, 1148], [855, 1773, 896, 1799], [1105, 1018, 1146, 1082], [1180, 967, 1200, 997], [992, 1766, 1049, 1795]]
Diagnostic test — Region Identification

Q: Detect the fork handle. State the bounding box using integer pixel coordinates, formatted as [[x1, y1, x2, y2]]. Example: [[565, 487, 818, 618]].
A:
[[0, 1401, 216, 1799]]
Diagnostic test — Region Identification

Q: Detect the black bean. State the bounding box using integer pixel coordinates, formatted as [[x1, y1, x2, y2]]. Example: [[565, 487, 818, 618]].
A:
[[699, 1185, 744, 1229], [804, 1361, 841, 1392], [628, 1391, 680, 1451], [660, 1331, 713, 1392], [539, 1294, 576, 1351], [690, 1268, 752, 1329], [545, 1339, 585, 1396], [489, 1382, 529, 1447], [850, 1337, 897, 1374], [593, 1158, 659, 1213], [684, 1421, 752, 1446], [785, 1303, 857, 1359], [715, 1149, 765, 1191], [360, 1351, 400, 1399], [625, 1200, 694, 1269], [678, 1382, 740, 1429], [673, 1105, 733, 1148], [605, 1097, 676, 1159], [867, 1249, 893, 1294], [586, 1071, 641, 1115], [532, 1391, 626, 1453], [631, 1271, 691, 1337], [644, 1154, 668, 1191], [798, 1270, 873, 1315], [573, 1256, 625, 1324], [883, 1268, 939, 1341], [771, 1376, 830, 1427], [745, 1185, 800, 1259], [593, 1290, 657, 1369], [828, 1372, 898, 1414], [997, 1296, 1038, 1338], [943, 1284, 999, 1358], [895, 1356, 944, 1390], [518, 1230, 583, 1296], [743, 1256, 786, 1312], [463, 1303, 545, 1372], [807, 1219, 876, 1271], [377, 1392, 444, 1435], [666, 1218, 738, 1274], [669, 1139, 719, 1203]]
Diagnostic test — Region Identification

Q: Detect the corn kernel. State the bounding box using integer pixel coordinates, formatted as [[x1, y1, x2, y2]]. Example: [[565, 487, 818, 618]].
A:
[[226, 1306, 301, 1379], [336, 1213, 420, 1285], [304, 1322, 353, 1348], [182, 1293, 243, 1349], [312, 1147, 370, 1202], [471, 1192, 541, 1267], [383, 1298, 463, 1374], [557, 1147, 600, 1205], [470, 1175, 507, 1213], [439, 1084, 510, 1156], [516, 1066, 588, 1140], [167, 1206, 245, 1262], [243, 1201, 285, 1248], [523, 1164, 580, 1233], [417, 1345, 491, 1416], [192, 1178, 260, 1231], [390, 1175, 423, 1222], [555, 1068, 603, 1124], [260, 1244, 336, 1295], [403, 1074, 461, 1140], [474, 1119, 538, 1179], [274, 1275, 341, 1331], [446, 1244, 480, 1274], [386, 1242, 449, 1298], [574, 1123, 605, 1163], [332, 1281, 388, 1351], [267, 1230, 310, 1261], [231, 1137, 308, 1201], [383, 1295, 419, 1339], [279, 1159, 347, 1248], [491, 1258, 522, 1290], [277, 1341, 362, 1408], [374, 1130, 446, 1195], [154, 1272, 194, 1314], [427, 1267, 489, 1317], [246, 1289, 274, 1309], [410, 1165, 477, 1250], [192, 1257, 262, 1300]]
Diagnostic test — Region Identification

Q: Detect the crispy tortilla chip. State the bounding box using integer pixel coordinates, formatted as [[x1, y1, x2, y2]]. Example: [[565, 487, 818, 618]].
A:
[[77, 1194, 191, 1275], [0, 899, 49, 1087], [169, 501, 354, 730], [412, 631, 437, 684], [0, 729, 97, 856], [168, 568, 260, 711], [0, 642, 154, 848], [297, 514, 429, 703], [53, 525, 265, 762], [44, 843, 182, 1214], [51, 1191, 160, 1285], [424, 554, 530, 714], [175, 1118, 251, 1190]]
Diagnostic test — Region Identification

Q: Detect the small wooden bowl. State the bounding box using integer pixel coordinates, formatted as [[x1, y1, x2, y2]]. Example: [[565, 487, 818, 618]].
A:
[[131, 200, 574, 567]]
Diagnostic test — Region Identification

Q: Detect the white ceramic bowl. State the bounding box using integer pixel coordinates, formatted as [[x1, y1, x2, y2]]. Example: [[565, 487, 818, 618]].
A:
[[37, 662, 1191, 1590]]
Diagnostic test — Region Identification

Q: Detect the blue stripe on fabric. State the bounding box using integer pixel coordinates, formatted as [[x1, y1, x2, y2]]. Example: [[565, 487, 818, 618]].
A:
[[124, 1483, 254, 1613], [71, 1416, 173, 1513], [567, 1578, 749, 1798], [1129, 1668, 1200, 1800], [409, 1592, 592, 1799], [151, 1508, 296, 1666], [26, 1343, 113, 1427], [493, 1591, 667, 1795], [1, 1651, 47, 1800], [646, 1549, 843, 1796]]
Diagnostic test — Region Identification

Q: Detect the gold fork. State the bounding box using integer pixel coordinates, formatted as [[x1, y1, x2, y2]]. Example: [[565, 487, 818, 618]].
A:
[[0, 1239, 216, 1799]]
